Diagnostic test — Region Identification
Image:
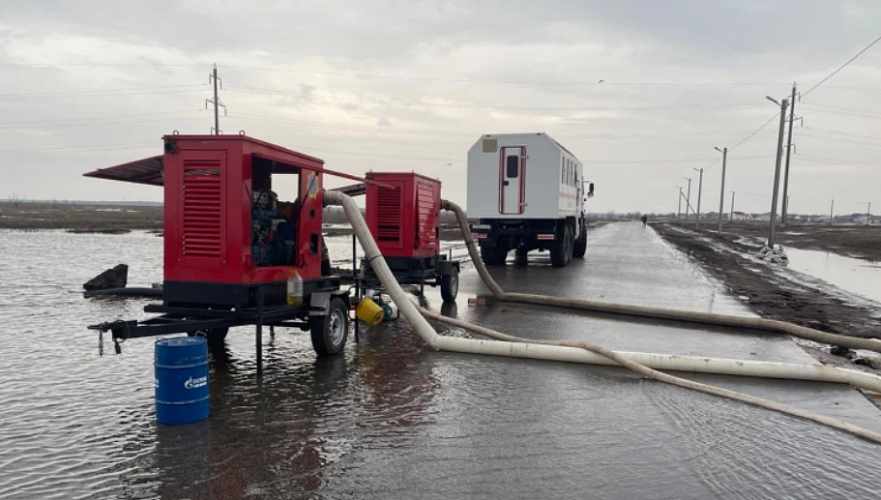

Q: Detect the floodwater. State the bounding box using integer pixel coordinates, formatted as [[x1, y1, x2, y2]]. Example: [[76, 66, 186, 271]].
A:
[[1, 225, 881, 500], [785, 247, 881, 304]]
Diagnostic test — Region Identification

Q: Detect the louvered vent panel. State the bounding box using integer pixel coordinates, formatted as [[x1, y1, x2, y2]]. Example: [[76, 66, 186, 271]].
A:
[[376, 186, 402, 243], [182, 163, 222, 258]]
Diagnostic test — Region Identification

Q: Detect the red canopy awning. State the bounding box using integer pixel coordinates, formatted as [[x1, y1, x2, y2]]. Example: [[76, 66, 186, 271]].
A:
[[83, 155, 164, 187]]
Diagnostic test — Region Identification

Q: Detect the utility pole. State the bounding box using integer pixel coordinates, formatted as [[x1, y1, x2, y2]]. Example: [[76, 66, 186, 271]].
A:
[[829, 199, 834, 227], [206, 64, 226, 135], [767, 96, 788, 248], [677, 187, 683, 221], [868, 202, 872, 226], [781, 83, 798, 226], [730, 191, 735, 224], [693, 168, 703, 229], [684, 177, 692, 222], [715, 147, 727, 232]]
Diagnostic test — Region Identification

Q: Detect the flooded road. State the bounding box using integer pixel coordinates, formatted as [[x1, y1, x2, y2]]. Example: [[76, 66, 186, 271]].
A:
[[785, 247, 881, 304], [1, 224, 880, 499]]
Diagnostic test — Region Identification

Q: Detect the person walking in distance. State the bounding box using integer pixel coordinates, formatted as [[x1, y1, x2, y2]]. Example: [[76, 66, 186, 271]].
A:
[[641, 214, 648, 227]]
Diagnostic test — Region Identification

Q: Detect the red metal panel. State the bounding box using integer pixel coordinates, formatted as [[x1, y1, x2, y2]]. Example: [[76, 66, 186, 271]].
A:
[[366, 172, 441, 259]]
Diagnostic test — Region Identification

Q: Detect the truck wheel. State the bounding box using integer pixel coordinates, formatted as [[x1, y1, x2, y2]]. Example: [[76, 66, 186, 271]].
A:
[[480, 243, 509, 266], [550, 226, 571, 267], [573, 233, 587, 258], [514, 248, 528, 267], [188, 328, 229, 345], [440, 266, 459, 302], [310, 297, 349, 356]]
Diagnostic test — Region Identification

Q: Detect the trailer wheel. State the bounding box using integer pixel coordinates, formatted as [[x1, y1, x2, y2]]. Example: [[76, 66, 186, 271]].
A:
[[480, 242, 509, 266], [440, 266, 459, 302], [310, 297, 349, 356]]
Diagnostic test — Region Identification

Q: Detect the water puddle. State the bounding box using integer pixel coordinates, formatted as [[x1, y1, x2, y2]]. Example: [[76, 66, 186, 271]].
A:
[[785, 247, 881, 303]]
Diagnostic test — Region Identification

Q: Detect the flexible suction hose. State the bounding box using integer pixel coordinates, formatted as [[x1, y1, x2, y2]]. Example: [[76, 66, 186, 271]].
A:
[[325, 190, 881, 444], [442, 199, 881, 354]]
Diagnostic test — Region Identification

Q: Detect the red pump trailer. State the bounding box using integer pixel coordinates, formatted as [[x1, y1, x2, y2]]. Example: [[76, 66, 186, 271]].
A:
[[362, 172, 459, 302], [85, 135, 363, 361]]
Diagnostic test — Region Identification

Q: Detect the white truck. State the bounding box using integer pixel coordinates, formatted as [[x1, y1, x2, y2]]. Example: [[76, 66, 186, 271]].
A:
[[466, 133, 593, 267]]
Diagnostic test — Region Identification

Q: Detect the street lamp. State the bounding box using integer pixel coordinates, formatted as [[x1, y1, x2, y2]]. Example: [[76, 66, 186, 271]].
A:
[[693, 167, 703, 229], [714, 146, 728, 232]]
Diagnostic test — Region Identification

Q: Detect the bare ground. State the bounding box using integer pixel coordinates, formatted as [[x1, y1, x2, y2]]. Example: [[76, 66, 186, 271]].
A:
[[0, 202, 162, 233], [654, 222, 881, 376], [699, 221, 881, 261]]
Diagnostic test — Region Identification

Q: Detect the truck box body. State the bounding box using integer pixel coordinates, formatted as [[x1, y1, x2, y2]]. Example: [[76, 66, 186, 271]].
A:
[[467, 133, 583, 220], [466, 133, 588, 267]]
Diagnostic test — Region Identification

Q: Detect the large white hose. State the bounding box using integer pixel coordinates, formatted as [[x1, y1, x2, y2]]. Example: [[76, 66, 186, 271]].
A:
[[441, 199, 881, 354], [324, 190, 881, 444], [422, 308, 881, 445]]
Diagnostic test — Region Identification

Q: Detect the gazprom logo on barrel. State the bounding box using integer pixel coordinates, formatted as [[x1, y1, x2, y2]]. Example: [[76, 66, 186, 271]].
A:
[[184, 376, 208, 389]]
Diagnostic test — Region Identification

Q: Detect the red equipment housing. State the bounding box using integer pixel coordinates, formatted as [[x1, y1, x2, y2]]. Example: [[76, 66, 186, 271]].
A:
[[162, 135, 326, 285], [365, 172, 442, 259]]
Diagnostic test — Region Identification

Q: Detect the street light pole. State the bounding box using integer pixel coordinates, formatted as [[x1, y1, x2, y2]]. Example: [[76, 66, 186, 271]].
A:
[[684, 177, 692, 222], [767, 96, 789, 249], [715, 147, 727, 232], [693, 168, 703, 229]]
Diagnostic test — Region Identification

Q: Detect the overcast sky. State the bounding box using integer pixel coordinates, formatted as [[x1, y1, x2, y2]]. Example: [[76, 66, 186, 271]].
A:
[[1, 0, 880, 215]]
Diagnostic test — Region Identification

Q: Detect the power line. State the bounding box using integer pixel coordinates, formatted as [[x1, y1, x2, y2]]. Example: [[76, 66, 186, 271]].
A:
[[802, 32, 881, 98], [0, 141, 157, 156], [0, 62, 207, 67], [799, 105, 881, 120], [226, 85, 766, 111], [0, 116, 206, 131], [796, 154, 881, 171], [800, 132, 881, 148], [0, 110, 204, 127], [0, 84, 206, 99], [804, 126, 881, 142], [728, 112, 780, 152], [230, 111, 777, 140], [801, 102, 881, 116]]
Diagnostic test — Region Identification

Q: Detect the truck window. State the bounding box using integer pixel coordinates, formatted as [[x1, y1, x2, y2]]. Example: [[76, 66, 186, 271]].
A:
[[506, 155, 519, 178]]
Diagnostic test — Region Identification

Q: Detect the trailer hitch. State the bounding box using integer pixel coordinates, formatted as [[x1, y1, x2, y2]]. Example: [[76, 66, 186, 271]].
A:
[[89, 320, 136, 355]]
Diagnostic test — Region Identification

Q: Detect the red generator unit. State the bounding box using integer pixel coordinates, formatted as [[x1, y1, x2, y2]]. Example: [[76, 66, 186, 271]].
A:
[[364, 172, 459, 302], [84, 134, 362, 359]]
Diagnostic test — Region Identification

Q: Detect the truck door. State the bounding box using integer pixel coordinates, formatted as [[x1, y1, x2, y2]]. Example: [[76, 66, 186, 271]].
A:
[[499, 147, 525, 214]]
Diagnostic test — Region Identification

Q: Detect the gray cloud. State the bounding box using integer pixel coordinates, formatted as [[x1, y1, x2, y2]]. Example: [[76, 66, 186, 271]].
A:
[[1, 0, 880, 215]]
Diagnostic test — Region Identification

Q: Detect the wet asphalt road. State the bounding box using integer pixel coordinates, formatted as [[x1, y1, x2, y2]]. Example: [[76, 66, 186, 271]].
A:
[[1, 224, 881, 499]]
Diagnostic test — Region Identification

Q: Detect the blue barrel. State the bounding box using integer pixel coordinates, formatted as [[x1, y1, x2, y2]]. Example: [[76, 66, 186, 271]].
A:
[[155, 337, 209, 425]]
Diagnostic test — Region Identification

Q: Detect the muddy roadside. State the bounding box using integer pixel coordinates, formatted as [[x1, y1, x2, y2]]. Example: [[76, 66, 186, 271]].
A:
[[653, 222, 881, 378], [709, 222, 881, 261]]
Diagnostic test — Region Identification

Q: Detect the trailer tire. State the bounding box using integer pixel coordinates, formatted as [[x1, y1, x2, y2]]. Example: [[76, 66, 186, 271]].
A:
[[550, 226, 572, 267], [480, 242, 509, 266], [310, 297, 349, 356], [440, 266, 459, 302]]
